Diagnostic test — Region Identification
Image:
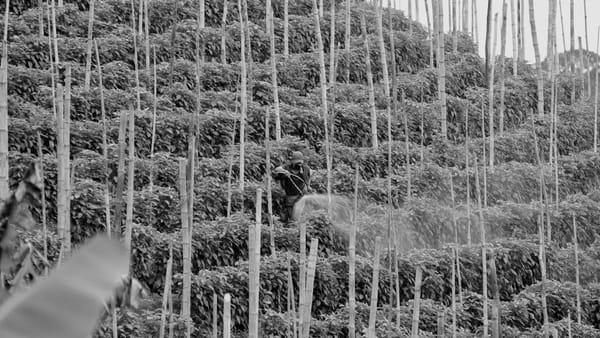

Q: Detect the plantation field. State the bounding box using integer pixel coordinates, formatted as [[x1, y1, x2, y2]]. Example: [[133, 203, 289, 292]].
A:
[[3, 0, 600, 337]]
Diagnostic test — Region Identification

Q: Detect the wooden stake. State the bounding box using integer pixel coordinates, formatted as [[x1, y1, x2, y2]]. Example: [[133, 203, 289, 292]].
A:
[[311, 0, 332, 214], [212, 293, 218, 338], [221, 0, 228, 63], [268, 8, 281, 141], [573, 213, 581, 324], [410, 266, 423, 338], [84, 0, 95, 90], [349, 165, 358, 338], [223, 293, 231, 338], [498, 2, 507, 135], [360, 12, 378, 149], [249, 189, 262, 338], [474, 157, 488, 337], [179, 158, 192, 337], [302, 239, 319, 338], [488, 13, 498, 171], [367, 237, 382, 338], [159, 243, 173, 338]]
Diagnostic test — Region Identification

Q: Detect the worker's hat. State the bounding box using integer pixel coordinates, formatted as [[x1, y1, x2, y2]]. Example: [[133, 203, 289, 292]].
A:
[[290, 151, 304, 165]]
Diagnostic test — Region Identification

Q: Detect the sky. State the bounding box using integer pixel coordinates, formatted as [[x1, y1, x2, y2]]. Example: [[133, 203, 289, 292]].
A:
[[390, 0, 600, 63]]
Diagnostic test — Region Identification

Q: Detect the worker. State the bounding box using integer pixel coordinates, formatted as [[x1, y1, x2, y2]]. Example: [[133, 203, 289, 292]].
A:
[[273, 151, 313, 223]]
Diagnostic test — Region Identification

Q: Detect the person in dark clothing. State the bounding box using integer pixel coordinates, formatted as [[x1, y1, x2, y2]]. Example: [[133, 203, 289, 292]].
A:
[[273, 151, 313, 223]]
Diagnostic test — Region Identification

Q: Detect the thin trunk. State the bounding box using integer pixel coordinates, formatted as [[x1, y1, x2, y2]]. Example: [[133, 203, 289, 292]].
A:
[[437, 312, 445, 338], [242, 0, 252, 103], [462, 0, 468, 32], [145, 0, 150, 73], [433, 0, 439, 68], [265, 108, 275, 256], [584, 0, 590, 97], [238, 0, 247, 207], [473, 0, 479, 47], [568, 310, 572, 338], [489, 251, 501, 338], [499, 2, 507, 135], [51, 0, 59, 64], [266, 0, 271, 33], [84, 0, 95, 90], [199, 0, 205, 63], [596, 26, 599, 153], [36, 132, 48, 276], [452, 0, 457, 53], [168, 1, 179, 87], [268, 8, 281, 141], [559, 0, 567, 67], [425, 0, 434, 68], [510, 0, 517, 75], [529, 0, 544, 116], [159, 244, 173, 338], [361, 12, 378, 149], [179, 159, 191, 332], [480, 98, 488, 207], [95, 40, 110, 238], [366, 237, 382, 338], [450, 174, 458, 338], [113, 111, 127, 240], [409, 0, 413, 34], [570, 0, 574, 103], [298, 212, 307, 335], [518, 0, 524, 62], [474, 158, 488, 337], [168, 283, 174, 338], [302, 239, 319, 338], [465, 108, 472, 246], [485, 0, 494, 81], [284, 0, 289, 57], [223, 294, 231, 338], [488, 13, 498, 170], [437, 0, 448, 138], [38, 0, 44, 36], [287, 258, 297, 338], [410, 266, 423, 338], [329, 0, 336, 89], [226, 119, 236, 218], [312, 0, 332, 214], [344, 0, 351, 83], [348, 165, 358, 338], [319, 0, 323, 17], [547, 0, 556, 73], [579, 37, 585, 96], [0, 0, 8, 202], [248, 189, 262, 338], [573, 214, 581, 324], [62, 67, 72, 256], [149, 45, 158, 192], [212, 293, 218, 338], [221, 0, 228, 63]]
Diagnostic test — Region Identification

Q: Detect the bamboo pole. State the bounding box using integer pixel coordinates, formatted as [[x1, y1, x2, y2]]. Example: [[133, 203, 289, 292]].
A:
[[159, 243, 173, 338], [410, 266, 423, 338], [596, 26, 600, 153], [221, 0, 228, 63], [149, 45, 157, 192], [528, 0, 543, 116], [248, 188, 262, 338], [283, 0, 289, 57], [113, 110, 127, 239], [84, 0, 95, 90], [344, 0, 351, 83], [348, 165, 358, 338], [474, 157, 488, 337], [223, 293, 231, 338], [268, 8, 281, 141], [488, 13, 498, 170], [0, 0, 8, 202], [36, 132, 48, 276], [311, 0, 332, 214], [179, 158, 191, 337], [570, 0, 574, 103], [437, 0, 448, 139], [95, 40, 111, 238], [302, 238, 319, 338], [465, 108, 472, 246], [572, 213, 581, 324], [238, 0, 247, 208], [366, 236, 382, 338], [226, 118, 236, 219], [212, 293, 218, 338], [489, 250, 501, 338], [584, 0, 590, 97], [360, 12, 378, 149], [510, 0, 517, 75], [425, 0, 434, 68], [498, 2, 507, 135], [452, 0, 457, 53], [265, 109, 275, 256]]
